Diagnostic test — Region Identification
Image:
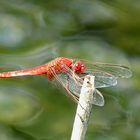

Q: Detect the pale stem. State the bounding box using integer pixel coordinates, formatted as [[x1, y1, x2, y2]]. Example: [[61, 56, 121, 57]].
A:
[[71, 75, 95, 140]]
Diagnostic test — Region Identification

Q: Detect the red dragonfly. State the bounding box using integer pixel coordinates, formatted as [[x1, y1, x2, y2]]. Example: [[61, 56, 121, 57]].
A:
[[0, 57, 132, 106]]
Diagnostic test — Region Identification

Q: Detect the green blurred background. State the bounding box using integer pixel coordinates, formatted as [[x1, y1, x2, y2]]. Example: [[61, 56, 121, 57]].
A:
[[0, 0, 139, 140]]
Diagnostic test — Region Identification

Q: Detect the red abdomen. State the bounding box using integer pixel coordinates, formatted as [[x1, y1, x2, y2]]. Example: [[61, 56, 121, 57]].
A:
[[0, 57, 73, 80]]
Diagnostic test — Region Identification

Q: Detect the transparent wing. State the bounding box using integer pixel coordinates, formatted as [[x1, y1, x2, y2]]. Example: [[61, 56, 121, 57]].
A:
[[92, 89, 104, 106], [52, 65, 105, 106], [77, 60, 132, 78], [81, 71, 117, 88], [56, 72, 82, 94], [49, 65, 81, 103], [56, 73, 105, 106], [73, 59, 132, 88]]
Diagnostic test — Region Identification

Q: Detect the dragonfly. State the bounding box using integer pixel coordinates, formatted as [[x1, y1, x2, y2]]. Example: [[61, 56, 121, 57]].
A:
[[0, 57, 132, 106]]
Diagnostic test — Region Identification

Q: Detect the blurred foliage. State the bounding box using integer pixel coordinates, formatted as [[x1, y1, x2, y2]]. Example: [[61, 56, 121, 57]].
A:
[[0, 0, 139, 140]]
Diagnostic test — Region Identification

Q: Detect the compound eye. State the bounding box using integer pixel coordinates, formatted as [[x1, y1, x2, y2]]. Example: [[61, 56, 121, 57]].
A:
[[73, 61, 86, 74], [77, 63, 80, 68], [74, 62, 80, 71]]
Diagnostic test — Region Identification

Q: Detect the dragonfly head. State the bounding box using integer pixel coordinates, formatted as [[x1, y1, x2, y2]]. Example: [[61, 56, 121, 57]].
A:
[[72, 61, 86, 74]]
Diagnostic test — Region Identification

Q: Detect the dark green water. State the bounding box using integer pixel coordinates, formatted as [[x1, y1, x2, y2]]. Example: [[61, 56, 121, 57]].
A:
[[0, 0, 139, 140]]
